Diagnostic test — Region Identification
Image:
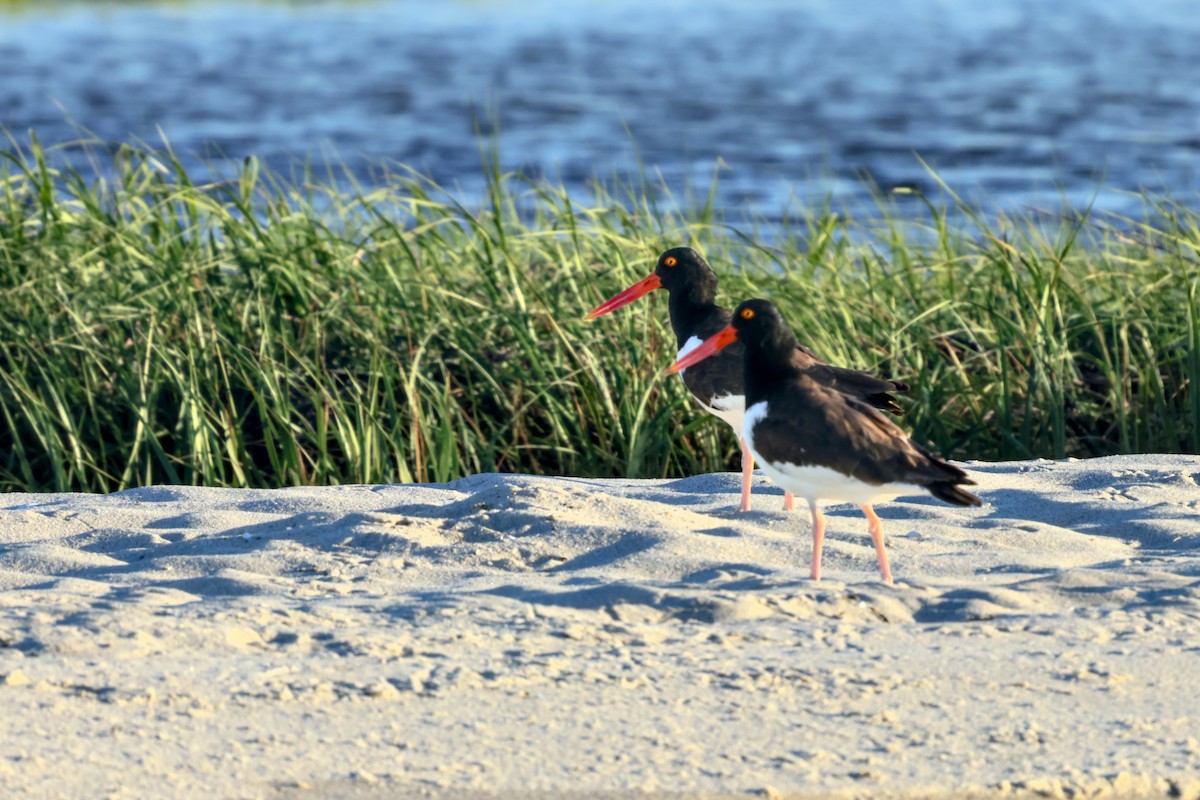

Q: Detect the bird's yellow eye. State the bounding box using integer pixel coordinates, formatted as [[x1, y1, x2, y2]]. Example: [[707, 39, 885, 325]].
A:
[[663, 256, 678, 267], [740, 308, 756, 320]]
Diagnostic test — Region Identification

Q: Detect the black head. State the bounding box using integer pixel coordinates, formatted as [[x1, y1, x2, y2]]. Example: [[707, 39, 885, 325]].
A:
[[730, 299, 796, 355], [585, 245, 719, 321], [668, 297, 797, 375], [652, 246, 718, 298]]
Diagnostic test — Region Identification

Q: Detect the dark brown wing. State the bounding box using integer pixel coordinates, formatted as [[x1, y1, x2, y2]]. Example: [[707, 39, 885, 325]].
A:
[[751, 375, 980, 506], [790, 348, 909, 415]]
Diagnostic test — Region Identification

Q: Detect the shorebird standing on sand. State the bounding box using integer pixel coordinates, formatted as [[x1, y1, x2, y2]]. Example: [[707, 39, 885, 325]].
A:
[[586, 247, 909, 513], [670, 298, 981, 583]]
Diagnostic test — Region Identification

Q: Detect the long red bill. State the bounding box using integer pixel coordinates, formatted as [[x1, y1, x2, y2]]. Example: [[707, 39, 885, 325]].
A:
[[584, 273, 662, 320], [667, 324, 738, 373]]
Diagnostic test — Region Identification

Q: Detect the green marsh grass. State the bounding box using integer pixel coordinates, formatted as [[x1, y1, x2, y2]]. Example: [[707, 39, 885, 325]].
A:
[[1, 136, 1199, 492]]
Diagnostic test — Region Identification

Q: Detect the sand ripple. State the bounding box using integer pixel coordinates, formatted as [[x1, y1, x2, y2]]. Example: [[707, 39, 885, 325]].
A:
[[1, 455, 1198, 798]]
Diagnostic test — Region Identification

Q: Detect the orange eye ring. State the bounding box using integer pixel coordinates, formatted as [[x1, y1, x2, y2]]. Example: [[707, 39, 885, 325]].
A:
[[740, 308, 756, 320], [663, 256, 678, 267]]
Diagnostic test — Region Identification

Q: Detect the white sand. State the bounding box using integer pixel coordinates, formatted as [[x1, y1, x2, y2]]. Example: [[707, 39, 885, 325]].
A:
[[1, 455, 1199, 799]]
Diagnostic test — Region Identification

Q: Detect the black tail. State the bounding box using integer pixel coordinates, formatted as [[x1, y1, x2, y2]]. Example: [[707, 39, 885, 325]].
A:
[[929, 481, 982, 507], [866, 391, 904, 416]]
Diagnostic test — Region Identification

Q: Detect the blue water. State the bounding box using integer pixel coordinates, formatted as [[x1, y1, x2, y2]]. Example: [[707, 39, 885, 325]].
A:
[[2, 0, 1199, 216]]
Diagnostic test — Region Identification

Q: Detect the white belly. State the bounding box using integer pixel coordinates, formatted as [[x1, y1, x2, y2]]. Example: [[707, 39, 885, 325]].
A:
[[743, 401, 919, 504], [694, 393, 745, 433], [678, 337, 745, 435]]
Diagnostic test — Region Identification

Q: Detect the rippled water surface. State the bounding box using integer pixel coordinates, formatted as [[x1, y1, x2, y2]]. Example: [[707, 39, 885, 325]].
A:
[[3, 0, 1199, 214]]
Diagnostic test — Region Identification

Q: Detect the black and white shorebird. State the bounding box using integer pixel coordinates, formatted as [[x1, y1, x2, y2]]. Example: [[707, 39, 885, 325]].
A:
[[586, 247, 909, 513], [669, 298, 981, 583]]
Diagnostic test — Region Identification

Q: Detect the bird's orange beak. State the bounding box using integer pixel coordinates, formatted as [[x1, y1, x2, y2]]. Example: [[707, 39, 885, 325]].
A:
[[667, 324, 738, 373], [584, 273, 662, 320]]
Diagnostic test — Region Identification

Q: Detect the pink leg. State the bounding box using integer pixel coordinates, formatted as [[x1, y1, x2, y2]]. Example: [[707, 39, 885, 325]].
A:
[[861, 504, 894, 584], [738, 437, 753, 512], [809, 500, 824, 581], [783, 491, 795, 512]]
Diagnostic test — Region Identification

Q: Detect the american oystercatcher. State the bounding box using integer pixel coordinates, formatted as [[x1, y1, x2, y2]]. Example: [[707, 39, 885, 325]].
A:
[[669, 298, 981, 583], [586, 247, 909, 513]]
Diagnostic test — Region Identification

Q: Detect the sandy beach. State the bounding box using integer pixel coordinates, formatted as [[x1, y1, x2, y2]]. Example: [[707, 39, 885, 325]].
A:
[[2, 455, 1199, 799]]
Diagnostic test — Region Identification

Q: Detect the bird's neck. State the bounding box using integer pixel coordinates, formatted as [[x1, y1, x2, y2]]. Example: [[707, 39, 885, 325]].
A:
[[743, 334, 801, 403], [667, 284, 720, 346]]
